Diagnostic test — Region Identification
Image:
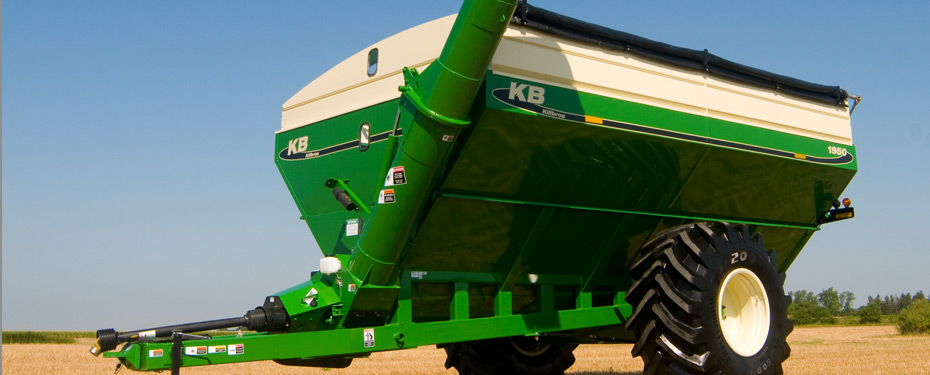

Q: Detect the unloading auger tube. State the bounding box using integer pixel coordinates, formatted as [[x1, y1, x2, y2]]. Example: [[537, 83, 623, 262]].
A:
[[348, 0, 518, 286]]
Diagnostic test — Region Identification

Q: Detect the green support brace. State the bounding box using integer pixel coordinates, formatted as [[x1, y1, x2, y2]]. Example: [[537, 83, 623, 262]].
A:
[[495, 291, 513, 316], [393, 272, 413, 325], [580, 214, 635, 294], [499, 206, 555, 292], [452, 282, 470, 320]]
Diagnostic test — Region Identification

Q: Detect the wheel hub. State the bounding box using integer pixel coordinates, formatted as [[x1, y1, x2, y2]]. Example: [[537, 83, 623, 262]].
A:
[[511, 338, 551, 357], [717, 268, 771, 357]]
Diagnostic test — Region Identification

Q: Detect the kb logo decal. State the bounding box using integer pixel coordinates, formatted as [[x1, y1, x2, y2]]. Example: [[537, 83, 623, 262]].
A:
[[279, 135, 319, 160], [492, 81, 569, 120], [287, 136, 309, 156], [508, 82, 545, 104]]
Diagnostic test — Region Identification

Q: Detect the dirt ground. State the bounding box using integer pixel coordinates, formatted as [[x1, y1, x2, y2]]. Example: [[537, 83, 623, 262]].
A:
[[3, 325, 929, 374]]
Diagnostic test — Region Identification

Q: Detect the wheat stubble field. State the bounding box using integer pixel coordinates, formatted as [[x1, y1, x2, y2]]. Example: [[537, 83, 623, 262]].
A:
[[3, 326, 929, 374]]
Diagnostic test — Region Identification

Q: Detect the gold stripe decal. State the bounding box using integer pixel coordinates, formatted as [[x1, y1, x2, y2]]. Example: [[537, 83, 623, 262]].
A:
[[279, 129, 402, 161], [490, 83, 854, 166], [584, 115, 603, 124]]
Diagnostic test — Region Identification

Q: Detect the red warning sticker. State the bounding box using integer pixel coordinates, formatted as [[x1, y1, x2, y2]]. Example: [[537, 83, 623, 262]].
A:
[[378, 189, 396, 204], [384, 166, 407, 186], [227, 344, 244, 355], [149, 349, 163, 358], [185, 346, 207, 356]]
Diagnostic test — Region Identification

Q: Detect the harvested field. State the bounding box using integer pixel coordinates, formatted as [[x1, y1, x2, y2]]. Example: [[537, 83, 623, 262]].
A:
[[2, 326, 929, 374]]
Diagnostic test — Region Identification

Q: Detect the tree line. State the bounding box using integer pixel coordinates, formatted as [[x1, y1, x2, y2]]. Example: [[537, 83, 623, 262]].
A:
[[787, 288, 930, 334]]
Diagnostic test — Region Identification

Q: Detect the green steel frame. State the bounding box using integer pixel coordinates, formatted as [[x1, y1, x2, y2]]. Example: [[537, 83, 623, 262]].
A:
[[106, 268, 633, 371]]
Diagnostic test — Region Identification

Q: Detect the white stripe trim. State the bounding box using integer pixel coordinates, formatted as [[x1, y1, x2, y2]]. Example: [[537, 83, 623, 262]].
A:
[[279, 17, 853, 146]]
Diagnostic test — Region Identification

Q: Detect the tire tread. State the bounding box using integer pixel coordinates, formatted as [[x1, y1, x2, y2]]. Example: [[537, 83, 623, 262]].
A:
[[625, 222, 792, 375]]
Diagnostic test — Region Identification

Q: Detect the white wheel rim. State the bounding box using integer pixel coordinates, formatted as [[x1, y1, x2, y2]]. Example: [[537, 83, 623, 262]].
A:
[[717, 268, 770, 357]]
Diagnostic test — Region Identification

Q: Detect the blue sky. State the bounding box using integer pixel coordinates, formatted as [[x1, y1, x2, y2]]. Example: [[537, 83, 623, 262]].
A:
[[3, 1, 929, 330]]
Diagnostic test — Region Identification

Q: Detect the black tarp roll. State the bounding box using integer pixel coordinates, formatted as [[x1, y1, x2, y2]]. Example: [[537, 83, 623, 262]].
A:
[[511, 2, 848, 106]]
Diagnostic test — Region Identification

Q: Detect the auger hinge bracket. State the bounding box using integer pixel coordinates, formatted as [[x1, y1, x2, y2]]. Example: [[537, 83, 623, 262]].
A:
[[398, 67, 471, 128]]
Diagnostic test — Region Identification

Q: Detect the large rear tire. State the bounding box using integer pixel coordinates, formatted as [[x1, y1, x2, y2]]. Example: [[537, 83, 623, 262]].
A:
[[442, 337, 576, 375], [625, 222, 793, 374]]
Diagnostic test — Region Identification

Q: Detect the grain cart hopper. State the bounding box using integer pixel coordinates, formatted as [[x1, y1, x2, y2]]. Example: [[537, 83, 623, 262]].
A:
[[92, 1, 860, 374]]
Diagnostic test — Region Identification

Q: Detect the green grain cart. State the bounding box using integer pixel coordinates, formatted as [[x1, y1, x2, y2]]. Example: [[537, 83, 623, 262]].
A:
[[91, 1, 859, 374]]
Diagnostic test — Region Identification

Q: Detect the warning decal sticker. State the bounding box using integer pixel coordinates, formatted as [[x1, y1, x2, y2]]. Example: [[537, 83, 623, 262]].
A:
[[384, 166, 407, 186], [149, 349, 163, 358], [346, 218, 359, 236], [378, 189, 396, 204], [208, 345, 227, 354], [364, 328, 375, 348], [227, 344, 244, 355], [185, 346, 207, 356], [139, 330, 156, 340]]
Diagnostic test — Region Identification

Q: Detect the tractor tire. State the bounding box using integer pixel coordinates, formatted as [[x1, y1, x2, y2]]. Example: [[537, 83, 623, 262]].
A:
[[624, 222, 793, 374], [442, 337, 577, 375]]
